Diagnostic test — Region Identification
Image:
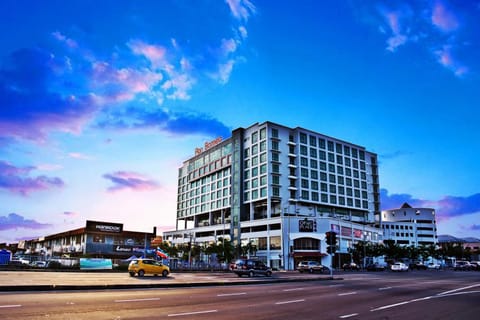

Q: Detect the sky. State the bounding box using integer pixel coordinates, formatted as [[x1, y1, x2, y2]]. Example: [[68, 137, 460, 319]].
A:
[[1, 0, 479, 244]]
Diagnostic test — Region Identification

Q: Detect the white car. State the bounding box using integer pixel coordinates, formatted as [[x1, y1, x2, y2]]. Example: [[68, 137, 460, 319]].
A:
[[391, 262, 409, 272], [427, 262, 441, 270]]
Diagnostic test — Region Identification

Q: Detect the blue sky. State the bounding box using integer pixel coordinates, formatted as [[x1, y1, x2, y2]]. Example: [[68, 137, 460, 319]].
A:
[[1, 0, 479, 244]]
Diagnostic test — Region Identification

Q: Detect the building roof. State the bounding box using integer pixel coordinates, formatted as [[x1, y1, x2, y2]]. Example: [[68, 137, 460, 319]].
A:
[[400, 202, 412, 209]]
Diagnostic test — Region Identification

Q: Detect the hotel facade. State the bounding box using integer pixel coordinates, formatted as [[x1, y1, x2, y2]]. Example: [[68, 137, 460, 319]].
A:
[[163, 122, 382, 270], [380, 203, 438, 247]]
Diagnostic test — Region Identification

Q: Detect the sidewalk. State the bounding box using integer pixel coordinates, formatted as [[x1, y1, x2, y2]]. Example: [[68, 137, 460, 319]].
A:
[[0, 270, 338, 292]]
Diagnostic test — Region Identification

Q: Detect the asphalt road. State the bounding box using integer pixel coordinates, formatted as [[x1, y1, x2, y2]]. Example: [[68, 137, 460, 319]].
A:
[[1, 270, 479, 319]]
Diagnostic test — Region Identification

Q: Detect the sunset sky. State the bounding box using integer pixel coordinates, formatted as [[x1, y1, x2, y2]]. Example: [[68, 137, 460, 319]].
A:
[[1, 0, 479, 244]]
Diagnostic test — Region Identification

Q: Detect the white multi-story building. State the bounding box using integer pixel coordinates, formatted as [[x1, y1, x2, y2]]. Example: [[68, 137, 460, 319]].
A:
[[163, 121, 382, 270], [380, 203, 437, 246]]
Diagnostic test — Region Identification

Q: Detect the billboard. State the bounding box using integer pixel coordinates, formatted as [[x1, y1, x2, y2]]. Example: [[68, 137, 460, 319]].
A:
[[86, 220, 123, 233]]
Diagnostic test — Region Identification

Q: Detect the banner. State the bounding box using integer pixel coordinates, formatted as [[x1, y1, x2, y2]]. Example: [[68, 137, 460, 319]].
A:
[[80, 258, 112, 270]]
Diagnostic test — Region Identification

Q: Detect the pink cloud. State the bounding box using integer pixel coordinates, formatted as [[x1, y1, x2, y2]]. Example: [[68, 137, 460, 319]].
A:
[[52, 31, 78, 48], [103, 171, 159, 192], [431, 1, 459, 32], [226, 0, 256, 21], [434, 46, 468, 77], [0, 213, 52, 231], [0, 161, 65, 196]]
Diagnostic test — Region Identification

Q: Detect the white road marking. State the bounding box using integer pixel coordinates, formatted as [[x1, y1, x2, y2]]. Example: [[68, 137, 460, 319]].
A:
[[339, 313, 359, 318], [338, 292, 357, 296], [217, 292, 246, 297], [0, 305, 22, 308], [437, 284, 480, 296], [114, 298, 160, 303], [275, 299, 305, 305], [378, 286, 392, 291], [168, 310, 217, 317], [283, 287, 305, 292]]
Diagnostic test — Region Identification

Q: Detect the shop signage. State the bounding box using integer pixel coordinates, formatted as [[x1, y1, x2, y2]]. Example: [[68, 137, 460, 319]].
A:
[[299, 219, 315, 232], [86, 220, 123, 233], [195, 137, 223, 155]]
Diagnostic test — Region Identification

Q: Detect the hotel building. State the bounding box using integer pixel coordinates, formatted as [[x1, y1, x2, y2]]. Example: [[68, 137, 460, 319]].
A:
[[163, 122, 382, 270], [380, 203, 438, 246]]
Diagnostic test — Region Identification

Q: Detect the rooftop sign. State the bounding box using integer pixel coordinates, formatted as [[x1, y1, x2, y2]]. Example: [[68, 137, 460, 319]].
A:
[[195, 137, 223, 155]]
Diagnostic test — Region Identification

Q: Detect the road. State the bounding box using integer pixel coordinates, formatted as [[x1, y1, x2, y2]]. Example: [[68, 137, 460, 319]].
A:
[[1, 271, 479, 319]]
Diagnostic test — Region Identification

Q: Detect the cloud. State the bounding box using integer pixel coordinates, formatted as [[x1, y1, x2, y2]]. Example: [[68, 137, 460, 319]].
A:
[[363, 1, 470, 76], [380, 189, 480, 221], [0, 47, 99, 142], [431, 1, 459, 32], [63, 211, 79, 217], [103, 171, 159, 192], [433, 45, 468, 77], [68, 152, 92, 160], [0, 3, 256, 145], [0, 213, 52, 231], [225, 0, 256, 21], [0, 160, 65, 196], [96, 107, 231, 139]]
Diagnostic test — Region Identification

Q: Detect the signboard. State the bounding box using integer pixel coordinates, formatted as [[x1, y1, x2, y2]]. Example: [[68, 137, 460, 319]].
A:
[[86, 220, 123, 233], [195, 137, 223, 155], [299, 219, 315, 232]]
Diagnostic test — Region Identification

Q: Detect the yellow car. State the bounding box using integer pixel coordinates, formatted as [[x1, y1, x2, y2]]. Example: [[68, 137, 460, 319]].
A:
[[128, 258, 170, 277]]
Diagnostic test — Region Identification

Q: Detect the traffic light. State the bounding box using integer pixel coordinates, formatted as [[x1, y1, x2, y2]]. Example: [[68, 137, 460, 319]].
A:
[[325, 231, 337, 255]]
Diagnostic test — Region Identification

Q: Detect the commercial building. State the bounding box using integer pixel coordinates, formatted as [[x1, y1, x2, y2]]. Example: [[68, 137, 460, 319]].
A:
[[163, 121, 382, 270], [20, 220, 156, 260], [380, 203, 437, 246]]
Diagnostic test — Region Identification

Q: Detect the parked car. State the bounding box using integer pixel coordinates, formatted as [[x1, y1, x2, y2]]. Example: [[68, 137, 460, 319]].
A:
[[391, 262, 409, 272], [427, 262, 441, 270], [366, 263, 386, 271], [454, 261, 472, 271], [31, 261, 47, 268], [297, 261, 329, 273], [342, 262, 360, 271], [232, 258, 272, 277], [128, 258, 170, 277], [410, 262, 427, 270], [466, 261, 479, 271]]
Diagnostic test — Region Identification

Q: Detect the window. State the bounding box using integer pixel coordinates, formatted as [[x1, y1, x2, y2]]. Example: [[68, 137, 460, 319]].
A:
[[319, 138, 326, 149], [260, 187, 267, 197], [260, 128, 266, 140], [252, 131, 258, 143], [310, 159, 318, 168], [271, 152, 279, 162], [300, 145, 308, 155], [260, 175, 267, 186], [271, 128, 278, 138], [272, 141, 279, 151], [301, 190, 309, 200], [260, 164, 267, 174], [260, 152, 267, 163], [260, 141, 266, 152], [310, 148, 317, 158], [272, 175, 280, 185], [272, 164, 280, 173], [252, 144, 258, 155], [309, 135, 317, 146], [300, 132, 307, 144], [252, 156, 258, 166], [328, 141, 334, 151], [252, 167, 258, 177], [272, 187, 280, 196], [301, 168, 308, 177]]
